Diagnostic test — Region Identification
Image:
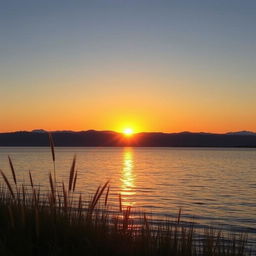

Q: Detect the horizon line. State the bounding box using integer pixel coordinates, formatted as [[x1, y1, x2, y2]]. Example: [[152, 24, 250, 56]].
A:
[[1, 129, 256, 135]]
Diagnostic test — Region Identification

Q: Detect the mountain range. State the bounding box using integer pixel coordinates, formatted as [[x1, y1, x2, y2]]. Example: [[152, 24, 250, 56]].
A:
[[0, 130, 256, 147]]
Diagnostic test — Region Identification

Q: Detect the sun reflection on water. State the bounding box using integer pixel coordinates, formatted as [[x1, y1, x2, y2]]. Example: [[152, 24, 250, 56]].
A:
[[120, 148, 136, 206]]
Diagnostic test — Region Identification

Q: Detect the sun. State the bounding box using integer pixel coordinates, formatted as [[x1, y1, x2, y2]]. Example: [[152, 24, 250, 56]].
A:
[[123, 128, 134, 136]]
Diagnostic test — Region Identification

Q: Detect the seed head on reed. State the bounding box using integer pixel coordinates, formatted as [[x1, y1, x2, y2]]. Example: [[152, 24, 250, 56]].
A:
[[104, 185, 110, 207], [48, 133, 55, 163], [72, 170, 78, 192], [29, 170, 34, 188], [88, 181, 110, 214], [93, 180, 109, 208], [90, 185, 101, 210], [68, 155, 76, 192], [8, 156, 17, 186], [0, 169, 15, 199], [48, 132, 56, 183]]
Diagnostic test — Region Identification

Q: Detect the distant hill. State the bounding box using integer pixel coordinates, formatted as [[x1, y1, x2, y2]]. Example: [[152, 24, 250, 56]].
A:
[[0, 130, 256, 147], [226, 131, 256, 136]]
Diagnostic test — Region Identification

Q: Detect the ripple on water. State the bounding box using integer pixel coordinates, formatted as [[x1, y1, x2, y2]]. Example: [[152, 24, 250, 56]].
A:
[[0, 146, 255, 249]]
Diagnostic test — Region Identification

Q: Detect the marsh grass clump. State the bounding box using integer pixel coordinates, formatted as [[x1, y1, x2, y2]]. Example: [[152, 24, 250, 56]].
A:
[[0, 135, 252, 255]]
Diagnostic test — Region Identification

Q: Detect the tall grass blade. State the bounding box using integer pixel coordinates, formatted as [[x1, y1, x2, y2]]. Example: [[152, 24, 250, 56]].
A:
[[177, 208, 182, 224], [48, 133, 55, 162], [90, 181, 109, 212], [68, 155, 76, 192], [8, 156, 17, 186], [29, 170, 34, 188], [48, 132, 56, 183], [49, 172, 55, 204], [0, 169, 15, 198], [72, 170, 78, 192], [89, 185, 101, 210]]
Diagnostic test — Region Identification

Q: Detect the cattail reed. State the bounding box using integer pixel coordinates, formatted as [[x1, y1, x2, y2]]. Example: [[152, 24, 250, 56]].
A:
[[8, 156, 17, 186], [0, 169, 15, 199], [68, 155, 76, 192], [29, 170, 34, 188], [49, 172, 55, 204], [89, 181, 109, 213], [48, 132, 56, 184], [90, 185, 101, 211], [72, 170, 78, 192]]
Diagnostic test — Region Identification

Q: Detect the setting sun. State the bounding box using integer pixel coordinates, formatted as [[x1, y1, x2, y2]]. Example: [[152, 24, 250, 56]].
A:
[[123, 128, 134, 136]]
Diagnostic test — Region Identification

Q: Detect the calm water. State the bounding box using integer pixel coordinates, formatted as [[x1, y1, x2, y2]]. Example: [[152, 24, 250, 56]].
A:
[[0, 147, 255, 245]]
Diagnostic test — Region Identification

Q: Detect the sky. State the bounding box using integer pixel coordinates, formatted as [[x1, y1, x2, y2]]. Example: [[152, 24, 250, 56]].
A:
[[1, 0, 256, 133]]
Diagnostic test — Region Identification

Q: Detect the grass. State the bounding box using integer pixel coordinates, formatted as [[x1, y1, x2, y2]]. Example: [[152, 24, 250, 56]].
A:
[[0, 135, 252, 256]]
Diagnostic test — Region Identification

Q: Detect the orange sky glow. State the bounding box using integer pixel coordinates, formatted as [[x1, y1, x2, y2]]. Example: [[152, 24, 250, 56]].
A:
[[1, 1, 256, 134]]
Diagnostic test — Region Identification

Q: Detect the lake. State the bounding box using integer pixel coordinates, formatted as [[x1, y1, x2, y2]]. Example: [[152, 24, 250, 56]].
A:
[[0, 147, 255, 247]]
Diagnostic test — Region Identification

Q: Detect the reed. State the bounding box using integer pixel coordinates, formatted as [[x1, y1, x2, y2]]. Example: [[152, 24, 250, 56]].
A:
[[104, 185, 110, 206], [29, 170, 34, 188], [72, 170, 78, 192], [68, 155, 76, 192], [0, 169, 15, 199], [49, 172, 56, 205], [8, 156, 17, 186], [48, 132, 56, 183], [0, 145, 252, 256]]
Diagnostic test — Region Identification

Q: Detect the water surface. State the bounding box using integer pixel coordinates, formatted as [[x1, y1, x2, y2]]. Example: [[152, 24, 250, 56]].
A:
[[0, 147, 255, 245]]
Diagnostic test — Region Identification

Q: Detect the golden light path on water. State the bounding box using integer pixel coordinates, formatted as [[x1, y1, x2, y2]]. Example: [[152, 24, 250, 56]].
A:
[[120, 148, 136, 207]]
